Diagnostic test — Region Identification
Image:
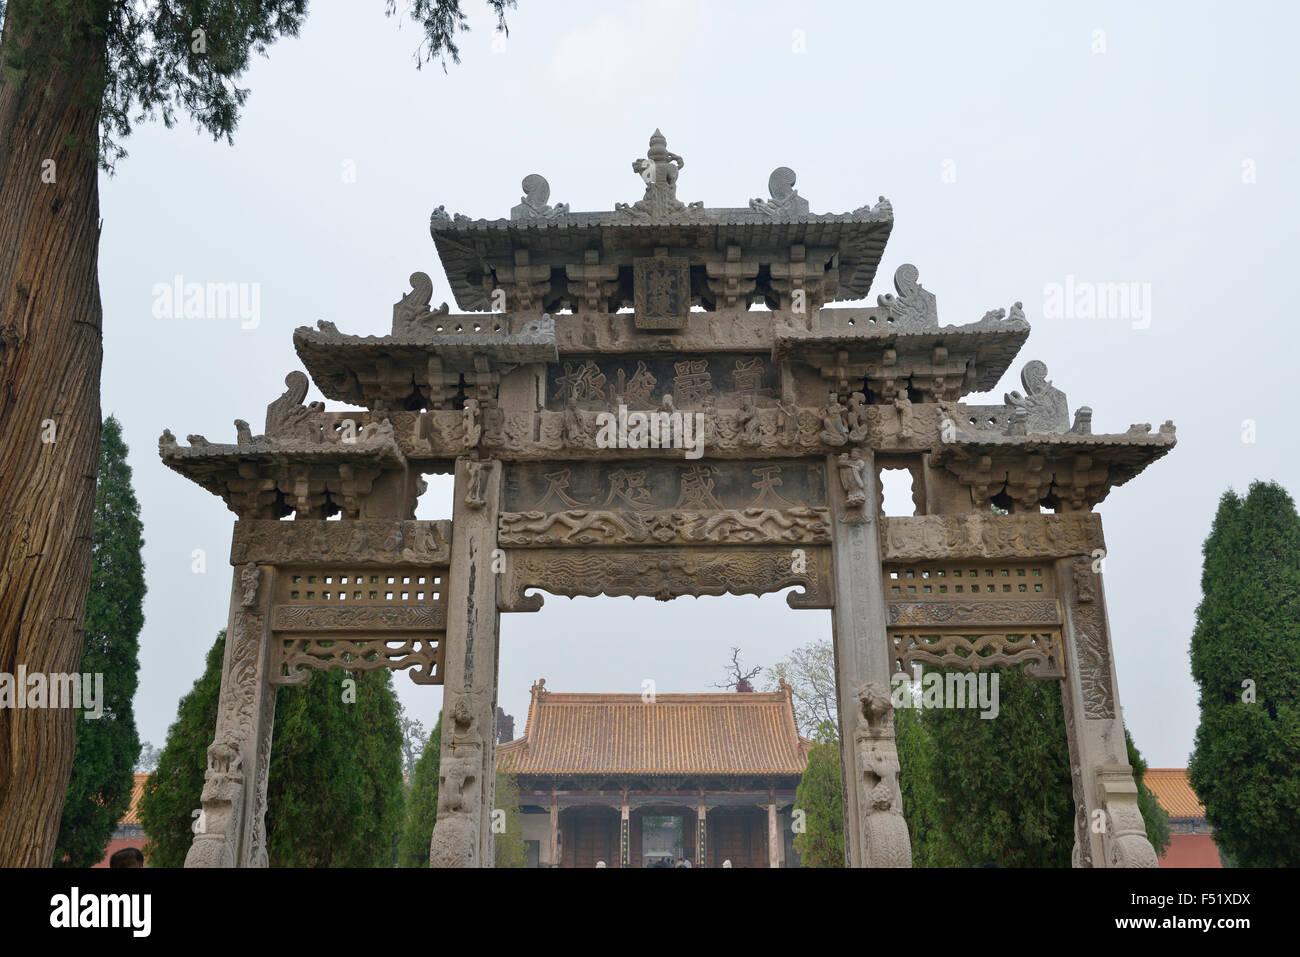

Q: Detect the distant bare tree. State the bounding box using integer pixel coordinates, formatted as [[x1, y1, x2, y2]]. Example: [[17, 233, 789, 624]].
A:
[[711, 647, 762, 692], [766, 640, 837, 737]]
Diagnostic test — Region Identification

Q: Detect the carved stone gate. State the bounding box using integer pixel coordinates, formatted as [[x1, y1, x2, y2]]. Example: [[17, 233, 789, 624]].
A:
[[162, 131, 1173, 867]]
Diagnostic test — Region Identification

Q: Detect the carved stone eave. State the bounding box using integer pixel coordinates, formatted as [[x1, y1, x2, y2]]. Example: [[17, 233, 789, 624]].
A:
[[930, 429, 1176, 509], [430, 214, 892, 313], [293, 319, 558, 407], [773, 311, 1030, 397], [158, 438, 407, 518]]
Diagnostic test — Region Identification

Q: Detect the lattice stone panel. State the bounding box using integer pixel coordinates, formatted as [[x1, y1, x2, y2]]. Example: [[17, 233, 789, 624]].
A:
[[891, 631, 1064, 679], [270, 564, 448, 686], [277, 566, 444, 604], [883, 562, 1054, 598]]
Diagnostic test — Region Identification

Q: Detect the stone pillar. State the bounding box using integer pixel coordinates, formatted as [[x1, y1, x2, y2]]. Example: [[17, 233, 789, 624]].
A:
[[620, 802, 630, 868], [185, 562, 278, 868], [1056, 554, 1158, 868], [548, 795, 559, 868], [697, 798, 707, 867], [828, 449, 911, 867], [767, 801, 780, 869], [429, 456, 502, 867]]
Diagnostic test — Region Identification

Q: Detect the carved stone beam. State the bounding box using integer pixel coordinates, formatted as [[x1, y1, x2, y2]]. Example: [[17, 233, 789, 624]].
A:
[[497, 546, 833, 612]]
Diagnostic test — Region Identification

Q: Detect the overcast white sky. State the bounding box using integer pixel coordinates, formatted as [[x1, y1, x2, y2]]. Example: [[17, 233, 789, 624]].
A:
[[98, 0, 1298, 767]]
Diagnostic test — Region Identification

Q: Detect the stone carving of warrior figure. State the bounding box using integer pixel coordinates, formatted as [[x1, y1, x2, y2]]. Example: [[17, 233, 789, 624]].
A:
[[1004, 360, 1069, 433], [837, 448, 870, 511], [464, 458, 489, 509], [461, 398, 482, 450], [893, 391, 914, 441], [778, 398, 800, 446], [736, 394, 762, 446], [819, 392, 849, 446], [239, 562, 261, 608], [846, 392, 870, 443], [563, 395, 586, 446]]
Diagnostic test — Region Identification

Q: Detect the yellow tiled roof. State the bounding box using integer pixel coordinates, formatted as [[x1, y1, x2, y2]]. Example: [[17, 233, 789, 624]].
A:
[[120, 773, 148, 827], [497, 681, 809, 776], [1145, 768, 1206, 819]]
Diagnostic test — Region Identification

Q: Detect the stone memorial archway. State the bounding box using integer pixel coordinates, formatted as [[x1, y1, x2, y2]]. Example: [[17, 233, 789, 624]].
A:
[[161, 131, 1173, 867]]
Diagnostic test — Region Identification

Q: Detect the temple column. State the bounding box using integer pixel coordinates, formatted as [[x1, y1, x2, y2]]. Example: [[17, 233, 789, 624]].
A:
[[548, 794, 559, 868], [620, 801, 630, 868], [1056, 554, 1158, 868], [767, 800, 780, 869], [429, 455, 502, 867], [828, 449, 912, 867], [697, 797, 707, 867], [185, 561, 277, 868]]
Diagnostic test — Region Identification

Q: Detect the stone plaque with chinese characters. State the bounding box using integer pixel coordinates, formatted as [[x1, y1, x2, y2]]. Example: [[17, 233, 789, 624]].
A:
[[633, 256, 691, 328]]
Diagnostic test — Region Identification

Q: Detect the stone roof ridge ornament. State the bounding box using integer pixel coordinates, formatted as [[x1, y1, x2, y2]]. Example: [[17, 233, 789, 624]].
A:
[[749, 166, 810, 218], [510, 174, 569, 221], [1003, 360, 1071, 434], [876, 264, 939, 330], [850, 195, 893, 218], [613, 129, 704, 221]]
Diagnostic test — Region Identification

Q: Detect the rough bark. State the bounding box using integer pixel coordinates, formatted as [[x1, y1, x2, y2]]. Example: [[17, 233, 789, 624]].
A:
[[0, 8, 106, 866]]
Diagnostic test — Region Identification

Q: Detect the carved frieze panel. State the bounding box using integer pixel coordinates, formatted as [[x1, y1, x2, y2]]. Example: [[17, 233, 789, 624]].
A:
[[498, 546, 833, 611], [633, 256, 691, 328], [887, 599, 1061, 627], [1069, 557, 1116, 719], [271, 604, 447, 632], [545, 355, 781, 411], [270, 636, 443, 686], [231, 520, 452, 566], [890, 631, 1065, 679], [880, 514, 1105, 561], [498, 507, 831, 547], [503, 460, 826, 512]]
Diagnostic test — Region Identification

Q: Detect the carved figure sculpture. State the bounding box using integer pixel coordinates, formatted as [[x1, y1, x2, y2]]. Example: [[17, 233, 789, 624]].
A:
[[465, 459, 488, 509], [239, 562, 261, 608], [853, 681, 911, 867], [893, 392, 914, 441], [563, 395, 586, 445], [736, 394, 761, 446], [819, 392, 849, 446], [462, 398, 482, 450], [837, 448, 868, 508], [846, 392, 870, 442]]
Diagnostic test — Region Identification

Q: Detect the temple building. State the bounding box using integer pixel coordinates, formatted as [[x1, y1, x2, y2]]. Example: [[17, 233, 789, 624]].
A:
[[1144, 768, 1223, 868], [498, 679, 810, 867]]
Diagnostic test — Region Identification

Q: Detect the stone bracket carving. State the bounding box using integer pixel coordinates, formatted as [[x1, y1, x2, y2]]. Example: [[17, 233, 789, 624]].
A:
[[633, 255, 691, 328], [881, 514, 1105, 561], [890, 631, 1065, 679], [497, 507, 831, 547], [498, 546, 833, 611]]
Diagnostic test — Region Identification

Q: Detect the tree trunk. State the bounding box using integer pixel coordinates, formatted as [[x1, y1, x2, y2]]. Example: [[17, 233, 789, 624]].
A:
[[0, 7, 107, 866]]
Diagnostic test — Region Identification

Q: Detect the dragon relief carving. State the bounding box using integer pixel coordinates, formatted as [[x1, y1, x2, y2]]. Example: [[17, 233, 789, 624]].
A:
[[497, 507, 831, 547]]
